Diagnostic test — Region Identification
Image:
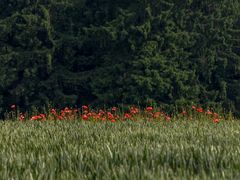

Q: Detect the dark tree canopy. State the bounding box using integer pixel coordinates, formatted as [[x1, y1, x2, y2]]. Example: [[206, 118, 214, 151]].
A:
[[0, 0, 240, 115]]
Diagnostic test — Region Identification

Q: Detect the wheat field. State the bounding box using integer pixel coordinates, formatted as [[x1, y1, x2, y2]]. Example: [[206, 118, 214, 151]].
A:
[[0, 119, 239, 179]]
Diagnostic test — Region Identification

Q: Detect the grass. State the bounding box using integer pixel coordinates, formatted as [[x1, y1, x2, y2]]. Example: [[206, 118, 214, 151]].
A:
[[0, 119, 239, 179]]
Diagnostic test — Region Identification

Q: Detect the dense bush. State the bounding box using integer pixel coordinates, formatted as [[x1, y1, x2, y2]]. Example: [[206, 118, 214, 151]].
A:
[[0, 0, 240, 115]]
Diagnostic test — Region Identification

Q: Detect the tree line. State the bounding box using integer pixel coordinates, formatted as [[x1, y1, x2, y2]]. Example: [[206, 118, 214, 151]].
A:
[[0, 0, 240, 115]]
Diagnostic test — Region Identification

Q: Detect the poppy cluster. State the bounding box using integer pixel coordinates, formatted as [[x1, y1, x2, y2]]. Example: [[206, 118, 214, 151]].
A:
[[181, 106, 222, 123], [10, 104, 223, 123]]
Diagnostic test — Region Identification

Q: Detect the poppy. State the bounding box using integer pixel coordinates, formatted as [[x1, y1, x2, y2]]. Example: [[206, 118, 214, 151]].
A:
[[146, 106, 153, 111], [213, 118, 220, 123], [82, 114, 88, 120], [82, 105, 88, 109], [124, 113, 132, 119]]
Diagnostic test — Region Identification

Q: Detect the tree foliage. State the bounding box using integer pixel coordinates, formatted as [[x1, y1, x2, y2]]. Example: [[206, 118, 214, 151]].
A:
[[0, 0, 240, 115]]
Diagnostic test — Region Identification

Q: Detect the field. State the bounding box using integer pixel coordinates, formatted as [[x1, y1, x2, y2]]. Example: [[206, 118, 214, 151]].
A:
[[0, 119, 240, 179]]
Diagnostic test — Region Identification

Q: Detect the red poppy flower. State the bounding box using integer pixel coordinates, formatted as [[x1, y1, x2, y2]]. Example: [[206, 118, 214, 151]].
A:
[[107, 112, 114, 119], [82, 114, 88, 120], [130, 107, 139, 114], [101, 117, 106, 121], [19, 113, 25, 121], [82, 105, 88, 109], [39, 114, 46, 118], [197, 107, 203, 113], [64, 107, 71, 113], [146, 106, 153, 111], [61, 111, 65, 116], [153, 112, 161, 118], [124, 113, 132, 119], [165, 116, 171, 121], [206, 110, 213, 115], [51, 109, 57, 115], [111, 107, 117, 111], [213, 118, 220, 123], [30, 116, 41, 121]]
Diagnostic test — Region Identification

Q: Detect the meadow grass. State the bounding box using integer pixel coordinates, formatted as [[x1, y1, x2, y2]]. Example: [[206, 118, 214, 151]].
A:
[[0, 119, 239, 179]]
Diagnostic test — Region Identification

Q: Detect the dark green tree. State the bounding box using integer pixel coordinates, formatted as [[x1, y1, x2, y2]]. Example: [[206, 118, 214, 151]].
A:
[[0, 1, 53, 113], [0, 0, 240, 116]]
